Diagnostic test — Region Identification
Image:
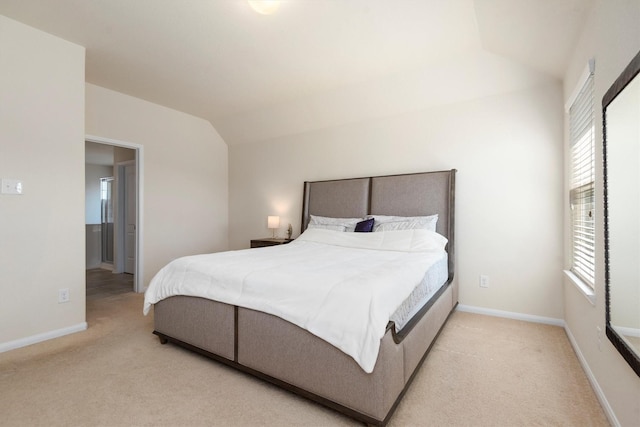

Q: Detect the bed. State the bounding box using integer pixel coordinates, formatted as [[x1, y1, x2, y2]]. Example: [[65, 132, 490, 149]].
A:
[[144, 169, 457, 426]]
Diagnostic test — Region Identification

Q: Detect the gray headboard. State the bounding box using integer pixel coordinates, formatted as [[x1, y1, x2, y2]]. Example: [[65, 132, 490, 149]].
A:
[[301, 169, 456, 277]]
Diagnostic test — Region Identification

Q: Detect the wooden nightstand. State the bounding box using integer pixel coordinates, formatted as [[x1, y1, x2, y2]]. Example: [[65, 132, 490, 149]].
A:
[[250, 238, 294, 248]]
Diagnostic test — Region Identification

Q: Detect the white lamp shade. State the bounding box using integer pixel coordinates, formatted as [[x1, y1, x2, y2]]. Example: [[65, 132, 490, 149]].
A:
[[248, 1, 280, 15], [267, 216, 280, 229]]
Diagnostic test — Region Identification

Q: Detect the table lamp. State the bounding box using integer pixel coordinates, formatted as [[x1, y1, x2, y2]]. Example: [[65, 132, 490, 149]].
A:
[[267, 215, 280, 238]]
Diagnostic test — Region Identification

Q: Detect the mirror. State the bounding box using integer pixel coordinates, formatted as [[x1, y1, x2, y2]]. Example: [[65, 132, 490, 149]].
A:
[[603, 48, 640, 377]]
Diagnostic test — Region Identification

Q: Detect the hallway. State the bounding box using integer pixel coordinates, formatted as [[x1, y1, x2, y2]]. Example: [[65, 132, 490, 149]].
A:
[[86, 268, 133, 300]]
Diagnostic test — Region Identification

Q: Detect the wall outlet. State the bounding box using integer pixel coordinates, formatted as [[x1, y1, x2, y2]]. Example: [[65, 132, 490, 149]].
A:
[[58, 288, 70, 303], [597, 326, 602, 351], [479, 275, 489, 288], [1, 179, 24, 195]]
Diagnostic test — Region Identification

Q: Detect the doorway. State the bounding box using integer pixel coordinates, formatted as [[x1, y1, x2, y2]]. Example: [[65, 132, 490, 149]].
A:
[[85, 136, 144, 295]]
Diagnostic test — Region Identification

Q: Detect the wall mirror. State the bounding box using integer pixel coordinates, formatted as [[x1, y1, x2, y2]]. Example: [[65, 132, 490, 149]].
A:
[[603, 48, 640, 377]]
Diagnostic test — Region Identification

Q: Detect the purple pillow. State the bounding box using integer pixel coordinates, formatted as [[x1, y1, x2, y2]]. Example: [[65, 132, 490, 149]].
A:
[[354, 218, 374, 232]]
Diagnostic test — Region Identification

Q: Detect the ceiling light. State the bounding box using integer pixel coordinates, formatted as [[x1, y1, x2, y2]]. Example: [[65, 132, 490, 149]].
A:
[[248, 0, 281, 15]]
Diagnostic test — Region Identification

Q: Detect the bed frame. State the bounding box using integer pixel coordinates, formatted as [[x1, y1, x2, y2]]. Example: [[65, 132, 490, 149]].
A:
[[152, 169, 457, 426]]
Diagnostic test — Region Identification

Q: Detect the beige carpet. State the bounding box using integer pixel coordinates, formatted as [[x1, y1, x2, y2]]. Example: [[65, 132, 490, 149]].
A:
[[0, 291, 608, 426]]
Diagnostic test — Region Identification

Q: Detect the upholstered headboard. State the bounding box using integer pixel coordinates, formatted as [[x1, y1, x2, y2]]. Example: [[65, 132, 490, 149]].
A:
[[301, 169, 456, 277]]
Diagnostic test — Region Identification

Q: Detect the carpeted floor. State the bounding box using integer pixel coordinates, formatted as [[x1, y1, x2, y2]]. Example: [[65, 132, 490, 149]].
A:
[[0, 285, 609, 426]]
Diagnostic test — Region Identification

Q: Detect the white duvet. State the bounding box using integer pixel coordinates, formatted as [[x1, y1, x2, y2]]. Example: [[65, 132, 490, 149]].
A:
[[143, 228, 447, 373]]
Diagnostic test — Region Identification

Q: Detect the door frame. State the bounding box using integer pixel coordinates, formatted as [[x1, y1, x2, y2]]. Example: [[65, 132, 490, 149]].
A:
[[86, 134, 144, 293]]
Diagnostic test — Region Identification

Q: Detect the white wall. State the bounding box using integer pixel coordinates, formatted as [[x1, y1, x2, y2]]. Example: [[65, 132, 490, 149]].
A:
[[0, 16, 86, 344], [0, 15, 229, 349], [563, 1, 640, 425], [85, 84, 229, 287], [229, 71, 565, 320]]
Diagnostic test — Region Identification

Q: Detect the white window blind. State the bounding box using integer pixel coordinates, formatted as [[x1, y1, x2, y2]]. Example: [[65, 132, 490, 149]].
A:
[[569, 72, 595, 287]]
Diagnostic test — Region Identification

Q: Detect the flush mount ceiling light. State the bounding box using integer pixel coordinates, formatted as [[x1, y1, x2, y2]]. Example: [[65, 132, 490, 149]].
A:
[[248, 0, 281, 15]]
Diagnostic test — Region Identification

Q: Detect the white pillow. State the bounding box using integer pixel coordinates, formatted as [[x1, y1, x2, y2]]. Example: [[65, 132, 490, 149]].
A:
[[370, 214, 438, 232], [308, 215, 363, 232], [307, 223, 347, 232]]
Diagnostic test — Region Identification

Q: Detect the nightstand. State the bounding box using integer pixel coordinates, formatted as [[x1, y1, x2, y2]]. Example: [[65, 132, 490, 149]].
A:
[[250, 238, 294, 248]]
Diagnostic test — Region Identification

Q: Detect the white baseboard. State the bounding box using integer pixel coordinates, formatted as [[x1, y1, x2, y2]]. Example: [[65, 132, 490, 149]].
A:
[[564, 325, 620, 427], [0, 322, 88, 354], [611, 324, 640, 338], [456, 304, 565, 326], [100, 263, 114, 271]]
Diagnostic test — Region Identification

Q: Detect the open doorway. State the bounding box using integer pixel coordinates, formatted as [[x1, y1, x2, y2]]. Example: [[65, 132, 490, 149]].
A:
[[85, 137, 144, 301]]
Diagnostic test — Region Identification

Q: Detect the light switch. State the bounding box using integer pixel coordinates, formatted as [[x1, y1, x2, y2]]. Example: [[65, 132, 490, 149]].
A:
[[1, 179, 24, 195]]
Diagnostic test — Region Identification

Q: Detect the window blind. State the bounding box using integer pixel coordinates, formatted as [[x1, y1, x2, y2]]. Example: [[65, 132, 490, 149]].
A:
[[569, 73, 595, 287]]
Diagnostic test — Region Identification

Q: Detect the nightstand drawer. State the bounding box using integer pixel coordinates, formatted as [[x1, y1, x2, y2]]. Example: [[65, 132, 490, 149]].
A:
[[250, 238, 293, 248]]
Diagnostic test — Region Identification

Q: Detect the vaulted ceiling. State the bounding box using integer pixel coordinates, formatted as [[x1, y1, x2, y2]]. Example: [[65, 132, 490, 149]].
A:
[[0, 0, 592, 145]]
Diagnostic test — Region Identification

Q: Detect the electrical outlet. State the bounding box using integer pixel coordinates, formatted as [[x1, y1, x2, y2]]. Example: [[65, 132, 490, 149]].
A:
[[479, 275, 489, 288], [1, 179, 23, 195], [597, 326, 602, 351], [58, 288, 70, 303]]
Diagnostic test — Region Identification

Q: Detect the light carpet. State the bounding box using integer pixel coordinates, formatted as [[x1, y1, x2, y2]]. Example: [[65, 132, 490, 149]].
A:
[[0, 291, 608, 426]]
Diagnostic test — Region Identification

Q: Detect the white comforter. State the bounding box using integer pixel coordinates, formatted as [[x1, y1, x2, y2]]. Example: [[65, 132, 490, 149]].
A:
[[143, 228, 447, 373]]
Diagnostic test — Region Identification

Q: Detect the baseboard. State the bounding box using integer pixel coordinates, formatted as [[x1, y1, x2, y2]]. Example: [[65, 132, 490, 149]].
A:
[[100, 263, 114, 271], [611, 324, 640, 338], [564, 325, 620, 427], [456, 304, 565, 327], [0, 322, 88, 354]]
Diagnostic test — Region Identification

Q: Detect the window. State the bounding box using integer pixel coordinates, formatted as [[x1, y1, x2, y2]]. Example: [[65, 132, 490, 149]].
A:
[[569, 69, 595, 287]]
